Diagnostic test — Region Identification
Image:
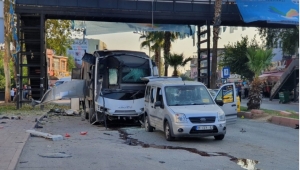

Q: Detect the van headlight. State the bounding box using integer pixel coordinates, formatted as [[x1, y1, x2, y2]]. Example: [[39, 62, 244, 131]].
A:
[[218, 112, 226, 122], [175, 113, 187, 123]]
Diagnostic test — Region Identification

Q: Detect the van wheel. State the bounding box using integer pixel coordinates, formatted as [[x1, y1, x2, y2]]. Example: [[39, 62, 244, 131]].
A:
[[145, 115, 153, 132], [214, 134, 225, 140], [164, 121, 174, 141]]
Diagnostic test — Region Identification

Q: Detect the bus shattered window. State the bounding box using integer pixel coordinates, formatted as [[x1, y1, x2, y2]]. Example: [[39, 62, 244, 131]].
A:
[[109, 68, 118, 85], [122, 68, 146, 83]]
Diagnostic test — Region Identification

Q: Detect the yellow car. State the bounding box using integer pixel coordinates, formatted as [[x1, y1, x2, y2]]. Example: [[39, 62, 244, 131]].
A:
[[209, 89, 240, 112]]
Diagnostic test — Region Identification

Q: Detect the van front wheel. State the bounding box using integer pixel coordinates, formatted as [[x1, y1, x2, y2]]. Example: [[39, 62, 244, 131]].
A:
[[164, 121, 174, 141], [145, 115, 153, 132]]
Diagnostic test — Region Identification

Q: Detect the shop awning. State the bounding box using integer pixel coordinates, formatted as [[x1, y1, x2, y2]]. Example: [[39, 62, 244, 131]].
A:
[[259, 72, 283, 80]]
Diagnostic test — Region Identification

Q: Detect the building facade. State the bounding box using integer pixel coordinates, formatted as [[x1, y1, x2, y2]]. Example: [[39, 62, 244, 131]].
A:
[[47, 49, 69, 78]]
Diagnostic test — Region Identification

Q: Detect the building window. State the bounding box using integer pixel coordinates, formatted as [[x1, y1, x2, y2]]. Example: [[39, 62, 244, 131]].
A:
[[96, 45, 99, 50], [53, 59, 59, 70], [61, 61, 66, 71]]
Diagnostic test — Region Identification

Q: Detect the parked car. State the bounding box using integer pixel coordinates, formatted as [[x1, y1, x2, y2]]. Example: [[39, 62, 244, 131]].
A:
[[143, 79, 236, 141]]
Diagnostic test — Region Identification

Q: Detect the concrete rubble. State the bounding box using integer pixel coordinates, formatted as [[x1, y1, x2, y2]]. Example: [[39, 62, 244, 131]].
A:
[[26, 129, 63, 141]]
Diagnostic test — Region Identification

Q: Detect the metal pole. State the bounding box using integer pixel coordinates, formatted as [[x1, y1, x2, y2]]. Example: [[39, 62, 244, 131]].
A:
[[40, 14, 45, 100], [16, 14, 20, 109], [206, 20, 211, 88], [197, 25, 201, 82], [293, 70, 297, 102]]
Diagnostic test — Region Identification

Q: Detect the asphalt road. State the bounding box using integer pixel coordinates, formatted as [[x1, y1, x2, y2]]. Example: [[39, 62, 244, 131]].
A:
[[16, 115, 298, 170]]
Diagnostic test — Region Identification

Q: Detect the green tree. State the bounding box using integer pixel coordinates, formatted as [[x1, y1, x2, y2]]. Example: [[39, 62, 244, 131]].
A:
[[219, 36, 259, 81], [246, 48, 273, 110], [46, 19, 73, 55], [211, 0, 223, 88], [258, 28, 299, 56], [67, 55, 76, 72], [165, 53, 192, 76], [139, 32, 164, 75], [0, 51, 15, 90]]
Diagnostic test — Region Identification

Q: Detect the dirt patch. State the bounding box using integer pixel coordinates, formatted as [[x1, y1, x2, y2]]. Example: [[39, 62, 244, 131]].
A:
[[252, 113, 273, 121]]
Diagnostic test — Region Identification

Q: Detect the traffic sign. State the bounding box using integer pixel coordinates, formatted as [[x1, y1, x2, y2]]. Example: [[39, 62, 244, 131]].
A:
[[222, 67, 230, 78]]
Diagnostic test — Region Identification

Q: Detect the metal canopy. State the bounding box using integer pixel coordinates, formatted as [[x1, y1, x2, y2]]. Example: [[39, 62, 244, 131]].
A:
[[15, 0, 295, 28]]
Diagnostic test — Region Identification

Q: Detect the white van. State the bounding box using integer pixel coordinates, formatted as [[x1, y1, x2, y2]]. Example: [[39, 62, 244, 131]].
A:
[[54, 76, 71, 87], [144, 80, 236, 141]]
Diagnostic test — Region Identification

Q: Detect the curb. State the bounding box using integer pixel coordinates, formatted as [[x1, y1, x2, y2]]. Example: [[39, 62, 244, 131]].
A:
[[8, 113, 47, 170], [270, 116, 299, 129], [238, 111, 299, 129]]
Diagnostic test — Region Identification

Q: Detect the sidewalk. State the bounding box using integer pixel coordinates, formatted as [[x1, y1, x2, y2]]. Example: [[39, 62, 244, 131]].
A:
[[241, 98, 299, 112], [0, 115, 38, 170]]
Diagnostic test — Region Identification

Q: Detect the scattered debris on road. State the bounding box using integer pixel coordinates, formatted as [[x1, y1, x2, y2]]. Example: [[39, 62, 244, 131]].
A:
[[26, 129, 63, 141], [47, 108, 81, 117], [38, 152, 72, 158], [80, 131, 88, 135], [19, 161, 28, 164], [240, 128, 246, 133], [0, 116, 10, 119]]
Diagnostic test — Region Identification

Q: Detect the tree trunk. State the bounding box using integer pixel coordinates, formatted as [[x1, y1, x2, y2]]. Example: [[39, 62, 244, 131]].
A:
[[164, 32, 171, 76], [154, 49, 160, 75], [247, 77, 262, 110], [211, 0, 222, 89], [4, 39, 11, 103], [4, 0, 12, 103], [173, 66, 178, 76], [158, 48, 162, 76]]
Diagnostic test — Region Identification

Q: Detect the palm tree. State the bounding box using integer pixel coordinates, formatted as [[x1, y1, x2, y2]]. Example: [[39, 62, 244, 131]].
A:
[[139, 32, 164, 75], [163, 31, 179, 76], [139, 32, 152, 57], [165, 53, 192, 76], [246, 48, 273, 110]]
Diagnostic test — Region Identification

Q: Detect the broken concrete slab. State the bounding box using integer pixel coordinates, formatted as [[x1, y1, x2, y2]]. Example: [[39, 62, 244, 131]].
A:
[[26, 130, 63, 141]]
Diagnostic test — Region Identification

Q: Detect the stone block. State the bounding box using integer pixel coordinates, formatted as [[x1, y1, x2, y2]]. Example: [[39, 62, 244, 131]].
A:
[[237, 112, 253, 119], [251, 109, 264, 115], [270, 116, 299, 128]]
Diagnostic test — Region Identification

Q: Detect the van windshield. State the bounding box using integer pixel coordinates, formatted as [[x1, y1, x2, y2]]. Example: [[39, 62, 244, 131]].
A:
[[165, 85, 214, 106]]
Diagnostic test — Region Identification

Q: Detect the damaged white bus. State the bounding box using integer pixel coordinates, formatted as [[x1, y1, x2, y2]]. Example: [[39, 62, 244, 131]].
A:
[[37, 50, 158, 126]]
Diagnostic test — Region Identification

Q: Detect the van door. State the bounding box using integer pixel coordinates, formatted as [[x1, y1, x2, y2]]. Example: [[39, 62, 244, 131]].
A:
[[214, 83, 237, 124], [147, 86, 157, 127], [154, 87, 165, 131]]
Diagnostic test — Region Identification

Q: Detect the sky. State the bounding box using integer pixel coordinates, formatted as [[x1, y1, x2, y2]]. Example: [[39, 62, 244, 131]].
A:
[[87, 26, 262, 74]]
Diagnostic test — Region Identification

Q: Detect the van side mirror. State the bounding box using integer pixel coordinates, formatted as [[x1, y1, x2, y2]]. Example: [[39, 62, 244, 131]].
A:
[[215, 100, 224, 106], [154, 101, 162, 108]]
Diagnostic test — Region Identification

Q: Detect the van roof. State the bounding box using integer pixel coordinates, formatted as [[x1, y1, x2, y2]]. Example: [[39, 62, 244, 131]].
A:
[[147, 80, 204, 87]]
